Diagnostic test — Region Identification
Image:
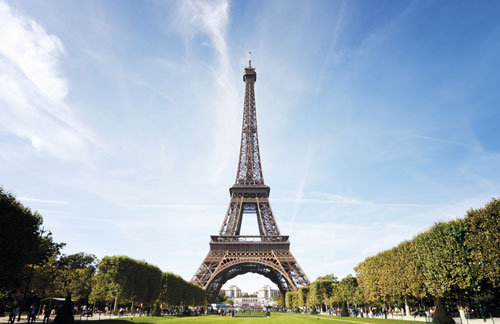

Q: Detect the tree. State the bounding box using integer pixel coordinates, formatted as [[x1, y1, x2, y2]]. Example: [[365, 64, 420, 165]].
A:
[[465, 199, 500, 288], [90, 256, 162, 310], [215, 293, 227, 304], [0, 188, 47, 292], [152, 302, 161, 316], [159, 272, 205, 307], [56, 253, 97, 302], [31, 252, 98, 302], [58, 253, 98, 273], [285, 291, 299, 309], [394, 240, 427, 314], [433, 297, 454, 324], [298, 286, 310, 309], [354, 256, 380, 304], [316, 274, 338, 282], [327, 282, 342, 308], [272, 294, 283, 306], [340, 300, 348, 316], [30, 251, 59, 298], [58, 267, 94, 302], [309, 280, 335, 312], [338, 276, 359, 307]]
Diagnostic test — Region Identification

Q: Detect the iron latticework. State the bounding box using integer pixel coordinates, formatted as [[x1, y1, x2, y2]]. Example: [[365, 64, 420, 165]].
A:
[[192, 59, 310, 302], [236, 63, 263, 185]]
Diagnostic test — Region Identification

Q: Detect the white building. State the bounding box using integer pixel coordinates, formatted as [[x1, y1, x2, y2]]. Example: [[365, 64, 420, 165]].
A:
[[230, 285, 280, 307], [258, 285, 280, 301], [225, 285, 242, 299], [235, 297, 259, 307]]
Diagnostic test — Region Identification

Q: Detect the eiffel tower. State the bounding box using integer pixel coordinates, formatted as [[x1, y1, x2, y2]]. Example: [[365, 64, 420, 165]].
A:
[[191, 57, 310, 301]]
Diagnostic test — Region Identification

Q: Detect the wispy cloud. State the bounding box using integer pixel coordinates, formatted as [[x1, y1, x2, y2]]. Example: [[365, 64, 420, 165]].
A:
[[315, 0, 348, 94], [288, 143, 315, 235], [175, 0, 240, 185], [276, 191, 425, 207], [0, 1, 103, 161], [409, 133, 481, 152], [125, 203, 215, 210], [18, 197, 68, 205]]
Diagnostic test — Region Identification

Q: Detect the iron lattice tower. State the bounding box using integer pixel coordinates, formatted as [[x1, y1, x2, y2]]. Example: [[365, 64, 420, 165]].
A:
[[191, 58, 310, 302]]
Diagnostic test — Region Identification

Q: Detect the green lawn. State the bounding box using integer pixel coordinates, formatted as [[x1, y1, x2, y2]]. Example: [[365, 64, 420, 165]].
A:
[[86, 313, 423, 324]]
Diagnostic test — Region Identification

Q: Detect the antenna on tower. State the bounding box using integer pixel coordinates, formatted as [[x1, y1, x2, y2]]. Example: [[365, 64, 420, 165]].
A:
[[248, 51, 252, 67]]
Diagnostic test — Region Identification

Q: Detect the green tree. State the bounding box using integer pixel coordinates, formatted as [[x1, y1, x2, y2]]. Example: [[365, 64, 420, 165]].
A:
[[355, 256, 380, 304], [394, 240, 427, 314], [272, 294, 283, 306], [433, 297, 454, 324], [159, 272, 205, 307], [465, 199, 500, 287], [57, 267, 94, 302], [338, 276, 359, 307], [90, 256, 162, 311], [58, 253, 98, 273], [285, 291, 299, 309], [309, 280, 335, 312], [340, 300, 348, 316], [152, 302, 161, 316], [30, 251, 61, 298], [327, 282, 342, 308], [298, 286, 309, 309], [0, 188, 62, 293], [316, 274, 338, 282], [215, 293, 227, 304]]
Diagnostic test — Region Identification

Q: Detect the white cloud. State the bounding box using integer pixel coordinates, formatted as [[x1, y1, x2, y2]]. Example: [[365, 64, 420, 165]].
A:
[[0, 1, 103, 161], [175, 0, 240, 185], [315, 0, 348, 94], [0, 2, 67, 101], [18, 196, 68, 205]]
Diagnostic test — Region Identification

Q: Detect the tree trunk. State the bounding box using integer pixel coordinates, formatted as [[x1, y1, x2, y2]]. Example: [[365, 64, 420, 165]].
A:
[[457, 293, 467, 324], [131, 302, 134, 315], [405, 298, 410, 317], [113, 297, 118, 314]]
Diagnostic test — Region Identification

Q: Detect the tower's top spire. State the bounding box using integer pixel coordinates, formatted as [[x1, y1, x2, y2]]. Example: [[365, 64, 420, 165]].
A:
[[243, 52, 256, 83], [235, 58, 263, 185]]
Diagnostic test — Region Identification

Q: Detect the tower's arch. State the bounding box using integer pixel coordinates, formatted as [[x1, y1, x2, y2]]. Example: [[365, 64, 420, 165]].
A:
[[205, 261, 294, 302]]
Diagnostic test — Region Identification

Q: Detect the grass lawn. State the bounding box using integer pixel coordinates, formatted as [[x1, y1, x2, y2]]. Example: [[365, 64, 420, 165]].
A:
[[86, 313, 423, 324]]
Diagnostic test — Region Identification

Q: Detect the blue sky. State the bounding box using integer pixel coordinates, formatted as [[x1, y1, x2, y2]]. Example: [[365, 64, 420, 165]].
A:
[[1, 0, 500, 293]]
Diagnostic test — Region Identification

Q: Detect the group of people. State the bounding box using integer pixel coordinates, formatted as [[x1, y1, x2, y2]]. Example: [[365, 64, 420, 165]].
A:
[[326, 306, 391, 318], [217, 308, 228, 316], [8, 305, 53, 324]]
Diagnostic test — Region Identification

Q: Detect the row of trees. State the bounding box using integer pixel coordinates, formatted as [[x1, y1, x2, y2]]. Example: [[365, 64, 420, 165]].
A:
[[285, 198, 500, 321], [354, 198, 500, 319], [285, 274, 358, 312], [91, 256, 161, 310], [160, 272, 206, 307], [90, 256, 205, 311], [0, 188, 205, 315]]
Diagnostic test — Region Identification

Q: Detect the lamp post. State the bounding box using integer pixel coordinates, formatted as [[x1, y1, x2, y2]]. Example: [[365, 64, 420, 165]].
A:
[[17, 226, 50, 322], [448, 226, 485, 322]]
